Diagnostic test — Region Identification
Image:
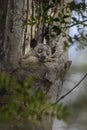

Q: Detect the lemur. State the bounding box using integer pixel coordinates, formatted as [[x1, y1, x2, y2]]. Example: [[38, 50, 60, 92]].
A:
[[20, 39, 56, 65]]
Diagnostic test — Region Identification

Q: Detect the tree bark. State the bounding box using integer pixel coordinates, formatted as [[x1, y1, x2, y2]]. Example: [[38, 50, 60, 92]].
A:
[[0, 0, 8, 71], [0, 0, 72, 130], [4, 0, 25, 70]]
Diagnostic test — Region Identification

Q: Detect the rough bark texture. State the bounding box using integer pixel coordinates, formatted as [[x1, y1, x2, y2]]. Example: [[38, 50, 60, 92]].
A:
[[0, 0, 72, 130], [4, 0, 25, 70], [0, 0, 8, 71]]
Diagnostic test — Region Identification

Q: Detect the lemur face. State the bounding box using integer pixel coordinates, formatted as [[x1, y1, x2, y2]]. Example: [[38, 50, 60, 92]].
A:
[[34, 44, 51, 62]]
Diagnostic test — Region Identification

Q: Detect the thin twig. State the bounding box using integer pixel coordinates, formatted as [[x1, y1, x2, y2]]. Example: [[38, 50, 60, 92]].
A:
[[54, 73, 87, 104], [42, 73, 87, 112], [62, 19, 87, 29]]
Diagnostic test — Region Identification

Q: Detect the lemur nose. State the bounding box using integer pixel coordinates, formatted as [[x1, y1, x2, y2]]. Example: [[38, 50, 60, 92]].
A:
[[40, 55, 46, 62]]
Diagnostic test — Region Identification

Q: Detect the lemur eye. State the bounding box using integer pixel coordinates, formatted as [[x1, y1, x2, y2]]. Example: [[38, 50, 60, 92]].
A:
[[38, 48, 43, 53]]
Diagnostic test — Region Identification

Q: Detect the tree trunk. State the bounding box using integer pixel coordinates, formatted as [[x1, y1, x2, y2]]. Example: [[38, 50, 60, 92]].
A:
[[4, 0, 25, 70], [0, 0, 8, 71], [0, 0, 72, 130]]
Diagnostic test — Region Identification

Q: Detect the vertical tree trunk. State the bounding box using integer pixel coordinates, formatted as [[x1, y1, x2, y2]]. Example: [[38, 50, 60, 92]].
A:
[[4, 0, 25, 70], [1, 0, 72, 130], [0, 0, 8, 70]]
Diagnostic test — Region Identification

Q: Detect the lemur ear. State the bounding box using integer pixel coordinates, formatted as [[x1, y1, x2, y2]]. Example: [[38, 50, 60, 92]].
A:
[[30, 39, 37, 49], [51, 46, 56, 54]]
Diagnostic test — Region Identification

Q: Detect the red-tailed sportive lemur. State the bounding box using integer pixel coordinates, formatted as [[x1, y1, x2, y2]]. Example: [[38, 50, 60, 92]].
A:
[[20, 43, 56, 65]]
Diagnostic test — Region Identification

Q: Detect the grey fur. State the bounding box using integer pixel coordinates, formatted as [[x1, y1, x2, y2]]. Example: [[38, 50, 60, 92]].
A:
[[20, 44, 53, 64]]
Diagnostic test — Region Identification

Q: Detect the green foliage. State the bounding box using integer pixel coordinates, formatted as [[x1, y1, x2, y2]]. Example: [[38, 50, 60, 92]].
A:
[[26, 0, 87, 49], [56, 103, 70, 121], [0, 72, 70, 126]]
